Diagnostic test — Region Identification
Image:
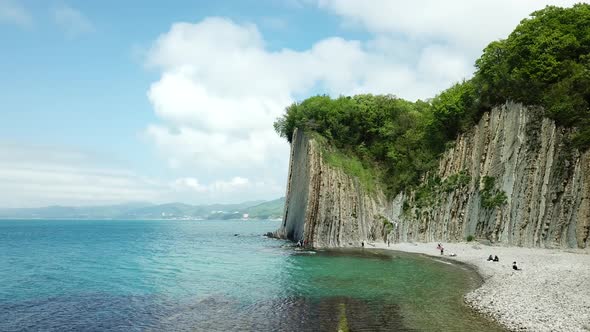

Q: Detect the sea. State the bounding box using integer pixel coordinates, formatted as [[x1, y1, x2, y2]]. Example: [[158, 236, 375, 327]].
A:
[[0, 219, 505, 331]]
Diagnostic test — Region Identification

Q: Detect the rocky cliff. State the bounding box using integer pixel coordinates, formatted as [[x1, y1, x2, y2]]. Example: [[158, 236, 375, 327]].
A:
[[274, 129, 390, 248], [392, 103, 590, 249], [276, 103, 590, 249]]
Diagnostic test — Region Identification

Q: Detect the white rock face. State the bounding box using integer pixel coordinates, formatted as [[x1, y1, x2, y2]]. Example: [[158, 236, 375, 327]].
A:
[[276, 103, 590, 249]]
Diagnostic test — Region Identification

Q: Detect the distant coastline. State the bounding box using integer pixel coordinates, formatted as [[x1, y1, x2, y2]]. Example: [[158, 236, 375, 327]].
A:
[[0, 217, 282, 221], [0, 198, 285, 221]]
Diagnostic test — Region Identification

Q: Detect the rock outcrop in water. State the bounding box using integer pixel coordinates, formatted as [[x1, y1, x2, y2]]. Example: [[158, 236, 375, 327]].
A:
[[276, 103, 590, 249]]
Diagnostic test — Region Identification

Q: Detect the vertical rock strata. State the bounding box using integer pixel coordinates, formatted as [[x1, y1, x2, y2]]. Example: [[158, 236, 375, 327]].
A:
[[276, 103, 590, 249], [274, 129, 389, 248], [393, 103, 589, 248]]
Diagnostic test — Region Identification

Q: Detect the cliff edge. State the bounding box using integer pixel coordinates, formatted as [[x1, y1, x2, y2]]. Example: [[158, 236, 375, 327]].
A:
[[274, 128, 390, 248], [277, 103, 590, 249]]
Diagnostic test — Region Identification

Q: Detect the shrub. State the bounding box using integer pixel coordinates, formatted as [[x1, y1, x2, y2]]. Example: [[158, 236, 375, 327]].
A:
[[480, 176, 508, 209]]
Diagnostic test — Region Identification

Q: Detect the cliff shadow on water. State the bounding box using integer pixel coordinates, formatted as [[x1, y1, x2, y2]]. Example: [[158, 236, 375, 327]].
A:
[[275, 103, 590, 249]]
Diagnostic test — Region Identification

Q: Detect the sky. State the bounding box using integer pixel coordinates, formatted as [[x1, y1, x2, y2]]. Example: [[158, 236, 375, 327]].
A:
[[0, 0, 586, 208]]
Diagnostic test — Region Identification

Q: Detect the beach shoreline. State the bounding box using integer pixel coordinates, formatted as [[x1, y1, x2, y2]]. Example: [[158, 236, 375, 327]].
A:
[[369, 241, 590, 332]]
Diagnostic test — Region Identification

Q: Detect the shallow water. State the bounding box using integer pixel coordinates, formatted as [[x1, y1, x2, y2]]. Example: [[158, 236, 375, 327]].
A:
[[0, 219, 504, 331]]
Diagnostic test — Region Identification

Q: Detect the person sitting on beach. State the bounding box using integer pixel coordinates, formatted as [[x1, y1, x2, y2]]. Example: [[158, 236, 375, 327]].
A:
[[487, 255, 494, 261], [493, 255, 499, 262], [512, 261, 519, 270]]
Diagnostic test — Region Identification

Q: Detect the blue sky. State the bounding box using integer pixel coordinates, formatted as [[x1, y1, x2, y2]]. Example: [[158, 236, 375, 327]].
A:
[[1, 1, 343, 162], [0, 0, 584, 207]]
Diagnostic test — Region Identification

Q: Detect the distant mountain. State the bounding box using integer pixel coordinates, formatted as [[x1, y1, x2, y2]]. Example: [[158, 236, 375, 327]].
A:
[[0, 202, 153, 219], [0, 199, 285, 220], [118, 200, 267, 220], [242, 197, 285, 219]]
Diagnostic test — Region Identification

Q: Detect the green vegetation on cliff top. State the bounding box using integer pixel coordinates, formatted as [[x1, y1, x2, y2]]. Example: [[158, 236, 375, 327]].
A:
[[274, 4, 590, 196], [313, 133, 382, 194]]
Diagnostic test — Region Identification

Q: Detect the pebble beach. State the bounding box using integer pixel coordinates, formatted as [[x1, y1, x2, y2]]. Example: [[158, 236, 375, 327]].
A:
[[370, 241, 590, 332]]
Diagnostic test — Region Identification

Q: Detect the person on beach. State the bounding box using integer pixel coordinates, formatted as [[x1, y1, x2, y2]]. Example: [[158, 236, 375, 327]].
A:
[[361, 241, 365, 248], [487, 255, 494, 261], [493, 255, 499, 262], [440, 245, 444, 255], [512, 261, 519, 270]]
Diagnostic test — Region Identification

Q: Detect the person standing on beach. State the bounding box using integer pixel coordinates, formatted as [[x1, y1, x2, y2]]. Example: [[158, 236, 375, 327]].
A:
[[440, 245, 444, 255]]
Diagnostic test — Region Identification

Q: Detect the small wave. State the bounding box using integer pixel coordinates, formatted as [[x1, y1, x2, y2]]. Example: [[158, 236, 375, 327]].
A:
[[294, 250, 316, 255], [432, 259, 454, 265]]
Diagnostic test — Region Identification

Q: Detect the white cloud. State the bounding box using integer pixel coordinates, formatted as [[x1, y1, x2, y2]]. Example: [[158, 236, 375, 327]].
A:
[[174, 176, 249, 193], [144, 17, 467, 191], [144, 2, 586, 204], [209, 176, 250, 193], [172, 177, 208, 193], [170, 176, 284, 203], [0, 144, 163, 208], [316, 0, 586, 59], [417, 45, 472, 83], [317, 0, 584, 46], [0, 142, 284, 208], [314, 0, 587, 99], [0, 0, 32, 27], [53, 4, 94, 37]]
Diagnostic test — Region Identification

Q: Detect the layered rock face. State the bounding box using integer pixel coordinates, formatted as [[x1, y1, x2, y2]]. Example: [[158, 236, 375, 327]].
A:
[[393, 103, 590, 249], [277, 103, 589, 249], [274, 129, 390, 248]]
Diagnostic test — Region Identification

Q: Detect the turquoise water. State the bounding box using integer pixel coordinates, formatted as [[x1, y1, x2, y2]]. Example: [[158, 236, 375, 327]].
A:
[[0, 219, 504, 331]]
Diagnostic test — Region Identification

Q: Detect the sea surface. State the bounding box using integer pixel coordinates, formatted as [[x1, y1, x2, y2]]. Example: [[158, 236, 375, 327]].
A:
[[0, 219, 504, 331]]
